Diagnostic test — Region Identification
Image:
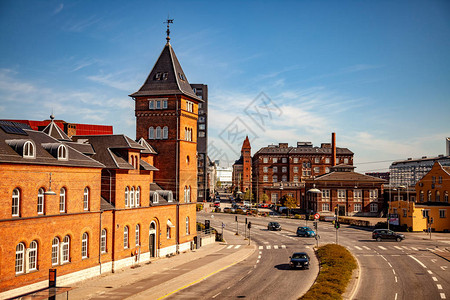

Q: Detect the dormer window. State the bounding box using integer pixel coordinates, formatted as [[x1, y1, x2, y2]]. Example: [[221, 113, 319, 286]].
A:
[[154, 73, 162, 80], [23, 141, 35, 158], [178, 73, 185, 81], [162, 73, 168, 80], [57, 145, 68, 160]]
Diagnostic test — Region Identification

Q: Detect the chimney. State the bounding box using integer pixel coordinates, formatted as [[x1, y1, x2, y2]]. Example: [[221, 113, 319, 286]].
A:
[[331, 132, 336, 166]]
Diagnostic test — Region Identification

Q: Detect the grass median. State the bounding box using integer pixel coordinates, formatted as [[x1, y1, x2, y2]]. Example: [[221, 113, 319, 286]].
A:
[[300, 244, 357, 300]]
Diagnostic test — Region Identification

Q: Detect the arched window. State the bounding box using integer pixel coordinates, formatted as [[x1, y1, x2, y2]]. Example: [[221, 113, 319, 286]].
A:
[[59, 188, 66, 213], [420, 190, 424, 202], [15, 243, 25, 274], [427, 190, 432, 202], [149, 127, 154, 139], [156, 126, 161, 139], [136, 187, 140, 207], [153, 192, 159, 203], [62, 235, 70, 263], [12, 188, 20, 217], [187, 186, 191, 203], [445, 191, 449, 203], [82, 233, 88, 258], [123, 226, 129, 249], [37, 188, 45, 214], [184, 186, 187, 203], [163, 126, 168, 139], [436, 191, 440, 202], [101, 229, 107, 253], [186, 217, 190, 235], [52, 237, 60, 265], [23, 141, 35, 158], [186, 155, 190, 165], [83, 187, 89, 211], [125, 187, 129, 207], [29, 241, 38, 271], [130, 155, 134, 168], [168, 191, 173, 202], [135, 224, 140, 246], [57, 145, 68, 160], [130, 187, 135, 207]]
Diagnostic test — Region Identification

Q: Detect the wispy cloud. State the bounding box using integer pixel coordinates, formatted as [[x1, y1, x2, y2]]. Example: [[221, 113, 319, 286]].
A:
[[53, 3, 64, 15], [63, 15, 101, 32], [87, 72, 136, 91]]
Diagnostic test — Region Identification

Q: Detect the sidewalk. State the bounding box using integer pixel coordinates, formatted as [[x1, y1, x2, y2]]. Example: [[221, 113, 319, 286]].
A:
[[66, 230, 255, 299]]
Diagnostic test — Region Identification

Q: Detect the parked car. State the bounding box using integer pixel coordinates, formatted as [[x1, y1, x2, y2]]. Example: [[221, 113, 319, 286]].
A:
[[223, 207, 231, 213], [296, 226, 316, 237], [289, 252, 310, 269], [214, 201, 220, 207], [372, 229, 405, 242], [268, 221, 281, 231]]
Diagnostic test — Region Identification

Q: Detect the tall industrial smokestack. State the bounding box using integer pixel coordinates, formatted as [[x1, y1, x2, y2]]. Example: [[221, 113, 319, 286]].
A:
[[332, 132, 336, 166]]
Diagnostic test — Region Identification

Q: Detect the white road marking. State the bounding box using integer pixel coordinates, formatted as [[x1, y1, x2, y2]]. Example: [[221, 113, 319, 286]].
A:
[[227, 245, 233, 249], [402, 246, 409, 250], [256, 260, 260, 263], [378, 246, 387, 250], [388, 262, 392, 267], [433, 277, 438, 282], [395, 276, 398, 283], [393, 269, 396, 275], [440, 293, 446, 299], [363, 246, 371, 250], [381, 255, 388, 261], [281, 245, 286, 249], [259, 246, 263, 250], [408, 255, 427, 269], [395, 293, 398, 300], [354, 246, 362, 250], [392, 255, 400, 257], [235, 245, 241, 249], [363, 255, 374, 256], [258, 255, 261, 259], [267, 246, 271, 249], [212, 292, 221, 298], [411, 247, 418, 251], [436, 249, 444, 253], [274, 245, 279, 249], [428, 270, 433, 274], [441, 266, 447, 271], [432, 259, 438, 263], [394, 246, 403, 250], [305, 246, 310, 249], [438, 284, 443, 290]]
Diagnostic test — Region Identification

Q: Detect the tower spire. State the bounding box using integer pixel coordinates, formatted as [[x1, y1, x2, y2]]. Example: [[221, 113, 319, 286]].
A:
[[164, 17, 174, 44]]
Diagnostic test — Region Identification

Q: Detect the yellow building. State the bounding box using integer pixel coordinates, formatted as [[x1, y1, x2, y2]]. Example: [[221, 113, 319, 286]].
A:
[[389, 162, 450, 232]]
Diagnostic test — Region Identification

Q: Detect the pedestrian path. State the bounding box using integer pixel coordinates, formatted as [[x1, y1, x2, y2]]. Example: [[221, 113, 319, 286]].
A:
[[344, 245, 441, 252]]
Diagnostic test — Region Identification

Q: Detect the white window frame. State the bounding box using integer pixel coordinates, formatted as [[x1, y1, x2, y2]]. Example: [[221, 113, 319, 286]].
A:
[[101, 229, 107, 253], [156, 126, 161, 139], [37, 188, 44, 214], [293, 176, 298, 182], [163, 126, 168, 139], [273, 157, 278, 163], [149, 100, 154, 109], [325, 158, 330, 164], [354, 189, 362, 202], [322, 189, 330, 200], [314, 167, 320, 174], [124, 226, 129, 249], [322, 203, 330, 211], [125, 187, 129, 207], [149, 127, 154, 139], [136, 187, 140, 207], [439, 209, 446, 218], [81, 233, 88, 258], [293, 157, 299, 163], [57, 144, 68, 160], [62, 235, 70, 263], [422, 209, 430, 218], [263, 157, 268, 163], [263, 175, 268, 182], [273, 175, 278, 183], [370, 203, 378, 213], [354, 203, 362, 212], [83, 187, 89, 211], [338, 189, 346, 202], [12, 188, 20, 217], [135, 224, 140, 246], [130, 187, 135, 207], [15, 243, 25, 274], [59, 188, 66, 213], [163, 100, 168, 109], [23, 141, 35, 158], [29, 241, 38, 271], [315, 157, 320, 164], [282, 157, 287, 163], [282, 175, 287, 182], [293, 167, 298, 173], [52, 237, 59, 265], [186, 217, 190, 235]]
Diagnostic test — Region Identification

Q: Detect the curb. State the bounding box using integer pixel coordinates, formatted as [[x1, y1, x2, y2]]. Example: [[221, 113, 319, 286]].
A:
[[343, 250, 361, 300], [430, 249, 450, 262]]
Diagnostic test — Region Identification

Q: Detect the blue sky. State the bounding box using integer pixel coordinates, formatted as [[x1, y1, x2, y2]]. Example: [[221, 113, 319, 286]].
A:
[[0, 0, 449, 172]]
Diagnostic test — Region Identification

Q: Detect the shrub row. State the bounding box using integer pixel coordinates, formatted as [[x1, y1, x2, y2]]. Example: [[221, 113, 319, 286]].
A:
[[300, 244, 357, 300]]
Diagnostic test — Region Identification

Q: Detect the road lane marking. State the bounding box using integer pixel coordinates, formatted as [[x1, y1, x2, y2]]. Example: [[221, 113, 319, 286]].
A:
[[227, 245, 233, 249], [412, 247, 418, 251], [393, 269, 396, 275], [432, 259, 438, 263], [408, 255, 427, 269], [274, 245, 279, 249], [395, 293, 398, 300], [354, 246, 362, 250], [402, 246, 409, 250], [258, 255, 261, 259], [441, 266, 447, 271], [380, 255, 388, 261], [394, 246, 403, 250], [378, 246, 387, 250], [428, 270, 433, 274], [267, 246, 271, 249], [441, 293, 446, 299], [388, 262, 392, 267], [212, 292, 221, 298], [235, 245, 241, 249], [305, 246, 310, 249], [256, 260, 260, 263], [395, 276, 398, 283], [281, 245, 286, 249], [433, 277, 438, 282], [363, 246, 370, 250], [438, 284, 443, 290]]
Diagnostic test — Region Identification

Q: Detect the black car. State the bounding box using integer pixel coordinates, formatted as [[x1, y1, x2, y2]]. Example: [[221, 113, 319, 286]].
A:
[[268, 221, 281, 231], [289, 252, 310, 269], [372, 229, 405, 242]]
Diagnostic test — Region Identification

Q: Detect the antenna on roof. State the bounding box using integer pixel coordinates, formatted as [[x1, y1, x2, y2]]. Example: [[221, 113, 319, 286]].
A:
[[164, 17, 174, 44]]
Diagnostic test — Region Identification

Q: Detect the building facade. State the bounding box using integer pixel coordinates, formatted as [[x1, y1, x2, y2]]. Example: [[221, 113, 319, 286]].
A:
[[252, 133, 354, 205], [232, 136, 252, 193]]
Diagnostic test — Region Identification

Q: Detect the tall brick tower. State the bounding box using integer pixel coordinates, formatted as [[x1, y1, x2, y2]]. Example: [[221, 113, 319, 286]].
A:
[[241, 136, 252, 192], [129, 22, 203, 203]]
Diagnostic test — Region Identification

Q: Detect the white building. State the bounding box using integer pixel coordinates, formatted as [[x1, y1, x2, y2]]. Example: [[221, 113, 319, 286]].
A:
[[216, 166, 233, 188]]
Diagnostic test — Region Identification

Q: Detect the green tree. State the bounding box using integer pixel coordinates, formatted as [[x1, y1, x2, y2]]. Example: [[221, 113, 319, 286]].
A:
[[243, 190, 254, 202], [216, 180, 222, 188], [282, 195, 297, 216], [260, 193, 269, 204]]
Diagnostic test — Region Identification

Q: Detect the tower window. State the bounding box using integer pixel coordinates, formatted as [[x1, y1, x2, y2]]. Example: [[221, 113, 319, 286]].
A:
[[154, 73, 162, 80], [162, 73, 168, 80], [156, 100, 161, 109], [149, 100, 154, 109], [163, 100, 168, 109]]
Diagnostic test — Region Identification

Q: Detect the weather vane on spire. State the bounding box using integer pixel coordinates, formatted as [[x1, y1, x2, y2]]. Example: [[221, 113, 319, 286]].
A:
[[164, 17, 174, 43]]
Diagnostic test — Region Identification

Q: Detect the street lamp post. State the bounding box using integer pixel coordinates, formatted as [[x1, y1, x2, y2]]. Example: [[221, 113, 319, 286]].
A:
[[307, 185, 321, 226]]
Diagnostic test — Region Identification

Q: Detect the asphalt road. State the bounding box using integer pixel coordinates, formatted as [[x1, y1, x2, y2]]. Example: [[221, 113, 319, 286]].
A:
[[195, 211, 449, 300]]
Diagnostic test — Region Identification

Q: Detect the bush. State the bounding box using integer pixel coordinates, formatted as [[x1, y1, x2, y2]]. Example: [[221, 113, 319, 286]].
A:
[[300, 244, 357, 300], [196, 203, 204, 211]]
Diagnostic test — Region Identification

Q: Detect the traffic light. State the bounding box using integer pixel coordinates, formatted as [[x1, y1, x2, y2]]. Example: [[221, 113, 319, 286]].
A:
[[313, 222, 318, 230], [205, 220, 210, 230], [248, 222, 252, 229], [335, 222, 340, 229], [430, 217, 434, 224]]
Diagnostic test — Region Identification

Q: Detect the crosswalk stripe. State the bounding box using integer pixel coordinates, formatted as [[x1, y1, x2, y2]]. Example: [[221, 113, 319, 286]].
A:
[[274, 245, 279, 249], [363, 246, 370, 250], [378, 246, 387, 250], [235, 245, 241, 249], [305, 246, 310, 249], [259, 246, 263, 250], [267, 246, 271, 249], [354, 246, 362, 250], [411, 247, 418, 251], [281, 245, 286, 249], [394, 246, 403, 250], [401, 246, 409, 250], [227, 245, 233, 249]]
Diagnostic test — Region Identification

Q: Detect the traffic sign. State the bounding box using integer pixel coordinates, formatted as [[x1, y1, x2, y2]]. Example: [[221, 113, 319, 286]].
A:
[[314, 213, 320, 220]]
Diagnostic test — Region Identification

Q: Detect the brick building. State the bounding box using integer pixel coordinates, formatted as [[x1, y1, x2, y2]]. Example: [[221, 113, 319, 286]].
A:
[[1, 30, 202, 298], [232, 136, 252, 193], [252, 133, 354, 205]]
